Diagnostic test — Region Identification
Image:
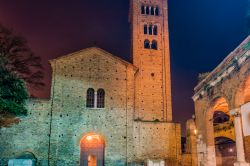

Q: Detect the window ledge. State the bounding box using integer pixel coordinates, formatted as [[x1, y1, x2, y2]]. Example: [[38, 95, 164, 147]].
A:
[[85, 107, 105, 110]]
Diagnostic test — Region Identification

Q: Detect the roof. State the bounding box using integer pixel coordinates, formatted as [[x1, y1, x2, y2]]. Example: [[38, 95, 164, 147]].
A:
[[49, 47, 138, 71]]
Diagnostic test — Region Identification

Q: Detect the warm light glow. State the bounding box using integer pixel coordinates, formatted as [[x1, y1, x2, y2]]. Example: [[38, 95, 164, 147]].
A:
[[86, 135, 93, 141], [194, 129, 197, 135], [85, 134, 101, 142], [229, 148, 233, 152]]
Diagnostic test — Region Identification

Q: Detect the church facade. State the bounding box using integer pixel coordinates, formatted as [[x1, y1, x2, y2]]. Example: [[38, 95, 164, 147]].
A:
[[0, 0, 181, 166]]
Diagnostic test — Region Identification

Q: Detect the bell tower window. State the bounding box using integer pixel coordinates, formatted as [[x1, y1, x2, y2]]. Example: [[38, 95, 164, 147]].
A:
[[146, 6, 150, 15], [155, 7, 159, 16], [150, 7, 155, 15], [141, 5, 145, 14], [149, 24, 153, 35], [144, 24, 148, 34], [144, 40, 150, 49], [151, 40, 158, 50], [153, 26, 158, 35]]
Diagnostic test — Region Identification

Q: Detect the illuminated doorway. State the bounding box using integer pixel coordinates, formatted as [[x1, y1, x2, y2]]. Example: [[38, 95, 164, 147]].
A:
[[88, 155, 97, 166], [80, 133, 105, 166]]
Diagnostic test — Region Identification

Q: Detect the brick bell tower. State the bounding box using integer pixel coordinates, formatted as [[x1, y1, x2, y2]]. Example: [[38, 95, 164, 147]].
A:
[[129, 0, 172, 122], [129, 1, 181, 164]]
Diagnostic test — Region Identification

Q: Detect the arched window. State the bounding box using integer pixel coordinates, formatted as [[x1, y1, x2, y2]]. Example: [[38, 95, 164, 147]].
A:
[[150, 7, 155, 15], [86, 88, 95, 108], [141, 6, 145, 14], [149, 24, 153, 35], [97, 89, 105, 108], [144, 24, 148, 34], [144, 40, 150, 49], [151, 40, 158, 50], [153, 25, 158, 35], [155, 7, 159, 16], [146, 6, 149, 15]]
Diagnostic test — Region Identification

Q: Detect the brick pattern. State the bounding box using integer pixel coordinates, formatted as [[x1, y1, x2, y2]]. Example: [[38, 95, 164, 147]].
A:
[[130, 0, 172, 122], [0, 99, 51, 166]]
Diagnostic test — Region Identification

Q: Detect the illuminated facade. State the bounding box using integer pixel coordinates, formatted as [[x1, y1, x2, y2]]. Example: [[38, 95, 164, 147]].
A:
[[0, 0, 181, 166]]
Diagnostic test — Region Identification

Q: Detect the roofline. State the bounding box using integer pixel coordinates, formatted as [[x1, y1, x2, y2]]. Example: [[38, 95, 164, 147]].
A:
[[194, 35, 250, 93], [49, 47, 138, 71]]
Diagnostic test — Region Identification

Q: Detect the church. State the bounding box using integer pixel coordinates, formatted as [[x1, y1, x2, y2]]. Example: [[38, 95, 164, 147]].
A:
[[0, 0, 181, 165]]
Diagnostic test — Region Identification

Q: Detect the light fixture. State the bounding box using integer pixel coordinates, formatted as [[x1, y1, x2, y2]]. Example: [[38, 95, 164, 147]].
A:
[[86, 135, 93, 141]]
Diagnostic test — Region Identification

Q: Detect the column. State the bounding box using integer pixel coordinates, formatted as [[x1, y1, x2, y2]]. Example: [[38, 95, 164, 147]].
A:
[[230, 108, 249, 166], [206, 146, 216, 166]]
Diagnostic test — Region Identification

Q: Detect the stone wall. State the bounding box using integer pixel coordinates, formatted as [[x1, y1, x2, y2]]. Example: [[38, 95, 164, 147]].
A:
[[133, 121, 181, 165], [0, 99, 51, 166], [0, 0, 182, 164], [0, 46, 181, 166], [48, 48, 137, 166], [181, 154, 192, 166]]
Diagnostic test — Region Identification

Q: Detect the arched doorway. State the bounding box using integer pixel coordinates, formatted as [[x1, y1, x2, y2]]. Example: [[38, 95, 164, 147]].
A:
[[215, 137, 236, 166], [206, 97, 236, 166], [80, 133, 105, 166], [8, 151, 37, 166]]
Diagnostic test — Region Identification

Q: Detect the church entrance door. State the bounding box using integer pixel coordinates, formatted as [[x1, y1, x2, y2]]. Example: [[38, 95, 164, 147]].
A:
[[88, 155, 97, 166], [80, 133, 105, 166]]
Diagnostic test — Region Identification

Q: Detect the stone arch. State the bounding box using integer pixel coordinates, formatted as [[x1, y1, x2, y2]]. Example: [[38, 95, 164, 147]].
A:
[[214, 136, 236, 165], [15, 151, 37, 160], [205, 97, 231, 165], [206, 97, 230, 144], [80, 132, 105, 166]]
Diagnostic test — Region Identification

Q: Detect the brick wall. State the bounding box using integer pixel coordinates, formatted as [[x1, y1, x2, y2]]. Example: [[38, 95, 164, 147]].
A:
[[48, 48, 136, 165], [0, 99, 51, 166]]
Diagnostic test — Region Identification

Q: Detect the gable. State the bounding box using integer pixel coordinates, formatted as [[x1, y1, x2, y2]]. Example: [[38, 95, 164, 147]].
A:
[[49, 47, 137, 71]]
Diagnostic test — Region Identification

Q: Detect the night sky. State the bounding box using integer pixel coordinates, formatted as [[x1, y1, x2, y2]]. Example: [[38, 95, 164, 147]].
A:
[[0, 0, 249, 134]]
